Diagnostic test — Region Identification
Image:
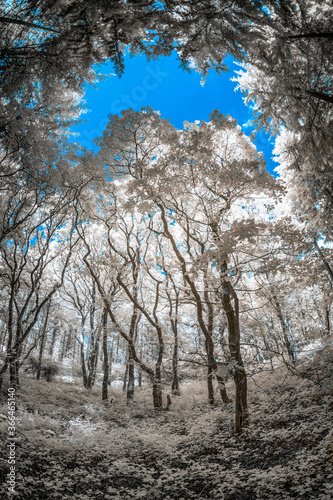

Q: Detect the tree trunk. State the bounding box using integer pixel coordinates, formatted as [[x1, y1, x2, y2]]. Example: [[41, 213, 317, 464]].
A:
[[138, 348, 143, 388], [221, 279, 248, 434], [127, 357, 135, 403], [102, 306, 109, 401], [87, 339, 99, 389], [171, 353, 180, 395], [108, 334, 114, 385], [126, 305, 140, 403], [0, 324, 6, 352], [87, 282, 98, 389], [37, 301, 51, 380], [271, 291, 296, 363], [166, 280, 181, 396], [138, 366, 142, 388], [123, 360, 128, 392], [12, 339, 23, 387], [48, 327, 57, 356], [80, 342, 88, 388], [153, 362, 163, 410], [205, 338, 230, 405], [115, 334, 120, 363], [207, 354, 215, 406], [324, 301, 332, 336], [171, 320, 180, 395], [8, 351, 16, 388], [0, 283, 15, 390]]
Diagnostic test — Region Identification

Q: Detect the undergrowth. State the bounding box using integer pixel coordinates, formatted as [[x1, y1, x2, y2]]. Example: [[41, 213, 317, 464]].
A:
[[0, 347, 332, 499]]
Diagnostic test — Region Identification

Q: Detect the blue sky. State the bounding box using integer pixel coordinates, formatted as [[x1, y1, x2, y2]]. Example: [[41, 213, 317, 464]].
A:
[[69, 52, 276, 175]]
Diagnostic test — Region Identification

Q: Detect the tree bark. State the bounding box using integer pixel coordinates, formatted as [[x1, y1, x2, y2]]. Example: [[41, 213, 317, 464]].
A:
[[37, 301, 51, 380], [271, 291, 296, 363], [153, 361, 163, 409], [0, 324, 6, 352], [108, 335, 113, 385], [126, 301, 140, 403], [80, 341, 88, 388], [171, 348, 180, 395], [48, 327, 58, 356], [206, 349, 216, 405], [123, 359, 128, 392], [87, 281, 98, 389], [1, 281, 16, 389], [324, 297, 332, 336], [167, 280, 181, 396], [221, 279, 248, 434], [102, 306, 109, 401], [127, 357, 135, 402]]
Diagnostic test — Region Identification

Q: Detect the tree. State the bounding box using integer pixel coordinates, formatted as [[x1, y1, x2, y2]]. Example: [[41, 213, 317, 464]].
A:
[[94, 108, 277, 430], [0, 207, 79, 388], [233, 0, 333, 240], [76, 216, 166, 409]]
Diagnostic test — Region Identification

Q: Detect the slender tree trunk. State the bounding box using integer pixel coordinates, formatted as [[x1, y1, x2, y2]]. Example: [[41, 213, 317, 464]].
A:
[[37, 301, 51, 380], [108, 335, 113, 385], [126, 306, 139, 403], [206, 344, 230, 405], [171, 319, 180, 395], [221, 279, 248, 434], [1, 283, 16, 390], [87, 338, 100, 389], [115, 335, 120, 363], [0, 323, 7, 352], [102, 306, 109, 401], [271, 292, 296, 363], [59, 331, 68, 361], [171, 350, 180, 395], [87, 282, 97, 389], [12, 317, 24, 387], [165, 279, 181, 396], [62, 327, 73, 359], [80, 342, 88, 388], [138, 348, 143, 388], [48, 327, 57, 356], [127, 356, 135, 402], [123, 359, 128, 392], [153, 361, 163, 409], [324, 301, 332, 336], [207, 350, 215, 405]]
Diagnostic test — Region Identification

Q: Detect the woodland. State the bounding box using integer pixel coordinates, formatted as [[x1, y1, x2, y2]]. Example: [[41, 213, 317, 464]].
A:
[[0, 1, 332, 499]]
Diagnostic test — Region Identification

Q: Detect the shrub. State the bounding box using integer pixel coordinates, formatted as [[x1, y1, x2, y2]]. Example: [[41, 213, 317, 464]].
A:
[[43, 364, 59, 382], [24, 357, 39, 375]]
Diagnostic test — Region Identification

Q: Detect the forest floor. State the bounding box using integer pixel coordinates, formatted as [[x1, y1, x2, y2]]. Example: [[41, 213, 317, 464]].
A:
[[0, 347, 333, 500]]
